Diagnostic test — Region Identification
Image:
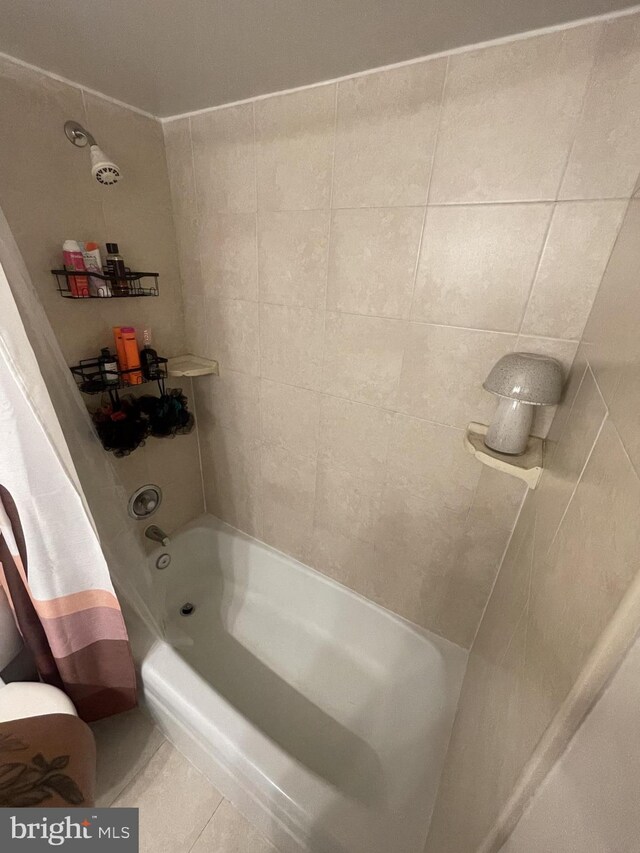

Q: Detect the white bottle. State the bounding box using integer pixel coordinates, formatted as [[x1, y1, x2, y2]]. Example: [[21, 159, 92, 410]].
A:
[[82, 242, 111, 297]]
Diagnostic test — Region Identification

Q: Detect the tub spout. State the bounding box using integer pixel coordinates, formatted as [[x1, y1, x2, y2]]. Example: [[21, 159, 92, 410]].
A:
[[145, 525, 170, 547]]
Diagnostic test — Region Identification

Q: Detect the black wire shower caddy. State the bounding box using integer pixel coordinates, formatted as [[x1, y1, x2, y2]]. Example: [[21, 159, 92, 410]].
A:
[[51, 267, 159, 298], [69, 353, 168, 399]]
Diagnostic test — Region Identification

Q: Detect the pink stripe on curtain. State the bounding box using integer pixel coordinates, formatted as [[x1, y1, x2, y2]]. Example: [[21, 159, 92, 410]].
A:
[[34, 589, 121, 619], [0, 551, 120, 617], [41, 607, 130, 658]]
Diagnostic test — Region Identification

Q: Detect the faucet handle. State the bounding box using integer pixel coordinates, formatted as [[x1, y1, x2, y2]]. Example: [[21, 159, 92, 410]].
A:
[[129, 485, 162, 520]]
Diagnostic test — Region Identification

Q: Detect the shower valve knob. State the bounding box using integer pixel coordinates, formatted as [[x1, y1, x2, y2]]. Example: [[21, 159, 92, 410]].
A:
[[128, 485, 162, 520]]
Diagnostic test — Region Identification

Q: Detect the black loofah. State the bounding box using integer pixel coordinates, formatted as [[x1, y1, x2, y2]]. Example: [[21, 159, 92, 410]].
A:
[[92, 388, 195, 455], [92, 397, 150, 457]]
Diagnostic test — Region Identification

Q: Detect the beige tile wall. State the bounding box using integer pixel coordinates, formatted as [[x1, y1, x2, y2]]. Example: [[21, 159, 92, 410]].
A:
[[0, 57, 204, 538], [498, 632, 640, 853], [425, 209, 640, 849], [164, 12, 640, 649]]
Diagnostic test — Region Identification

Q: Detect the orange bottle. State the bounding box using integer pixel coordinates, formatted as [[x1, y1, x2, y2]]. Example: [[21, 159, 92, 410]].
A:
[[120, 327, 143, 385], [113, 327, 127, 379]]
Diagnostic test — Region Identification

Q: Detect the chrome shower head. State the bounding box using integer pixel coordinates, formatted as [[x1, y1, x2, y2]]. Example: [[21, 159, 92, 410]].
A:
[[64, 120, 122, 186]]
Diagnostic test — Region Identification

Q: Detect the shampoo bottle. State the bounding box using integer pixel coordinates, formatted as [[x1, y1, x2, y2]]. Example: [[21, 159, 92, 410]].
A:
[[120, 327, 142, 385], [62, 240, 90, 298], [140, 328, 159, 379], [113, 327, 128, 373], [99, 347, 119, 385], [82, 242, 110, 297], [105, 243, 129, 296]]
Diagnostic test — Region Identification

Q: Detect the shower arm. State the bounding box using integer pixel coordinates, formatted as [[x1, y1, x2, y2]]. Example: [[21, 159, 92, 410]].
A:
[[64, 120, 96, 148]]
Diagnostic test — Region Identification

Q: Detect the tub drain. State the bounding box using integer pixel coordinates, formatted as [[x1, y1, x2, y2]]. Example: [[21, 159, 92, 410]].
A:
[[180, 602, 195, 617]]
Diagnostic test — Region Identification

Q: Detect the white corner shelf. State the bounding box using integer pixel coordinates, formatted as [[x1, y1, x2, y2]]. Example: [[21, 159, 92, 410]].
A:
[[464, 422, 543, 489], [167, 354, 219, 378]]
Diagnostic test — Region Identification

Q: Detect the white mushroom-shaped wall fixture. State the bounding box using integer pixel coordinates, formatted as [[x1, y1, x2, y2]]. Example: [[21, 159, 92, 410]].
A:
[[483, 353, 563, 455]]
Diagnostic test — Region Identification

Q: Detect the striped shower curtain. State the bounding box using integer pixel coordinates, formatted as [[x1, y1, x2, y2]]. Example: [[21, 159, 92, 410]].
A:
[[0, 224, 137, 722], [0, 488, 136, 721]]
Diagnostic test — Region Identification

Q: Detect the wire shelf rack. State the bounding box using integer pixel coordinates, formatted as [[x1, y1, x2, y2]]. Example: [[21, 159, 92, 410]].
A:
[[52, 268, 159, 298], [70, 353, 168, 395]]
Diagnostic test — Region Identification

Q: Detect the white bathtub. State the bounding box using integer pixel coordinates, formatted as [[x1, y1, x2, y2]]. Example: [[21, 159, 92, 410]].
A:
[[140, 515, 467, 853]]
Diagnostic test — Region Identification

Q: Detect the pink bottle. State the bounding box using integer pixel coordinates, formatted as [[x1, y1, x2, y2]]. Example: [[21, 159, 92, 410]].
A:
[[62, 240, 90, 298]]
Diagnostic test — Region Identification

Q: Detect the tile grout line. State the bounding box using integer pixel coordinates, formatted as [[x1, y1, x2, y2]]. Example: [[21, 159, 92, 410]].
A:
[[589, 359, 612, 414], [321, 81, 339, 369], [150, 197, 635, 220], [589, 338, 640, 484], [534, 356, 589, 492], [389, 72, 443, 410], [497, 598, 529, 667], [550, 358, 590, 450], [185, 115, 209, 515], [546, 365, 609, 555], [185, 796, 226, 853], [525, 511, 537, 615], [404, 202, 431, 330], [463, 464, 484, 527], [201, 293, 582, 343], [553, 20, 607, 203], [161, 124, 190, 364], [0, 49, 158, 119], [513, 18, 605, 349], [310, 82, 340, 541], [397, 207, 427, 411], [610, 412, 640, 485], [572, 193, 633, 393], [106, 726, 167, 807], [515, 203, 556, 337], [424, 196, 631, 207], [252, 100, 266, 537], [422, 54, 450, 210], [467, 480, 529, 654], [206, 363, 566, 443]]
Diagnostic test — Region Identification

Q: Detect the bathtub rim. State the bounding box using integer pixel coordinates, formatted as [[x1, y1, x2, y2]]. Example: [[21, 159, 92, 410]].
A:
[[149, 512, 469, 659]]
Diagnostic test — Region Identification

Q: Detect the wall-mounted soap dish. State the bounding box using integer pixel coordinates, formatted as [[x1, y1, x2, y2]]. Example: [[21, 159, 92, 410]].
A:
[[167, 354, 219, 377], [464, 422, 543, 489]]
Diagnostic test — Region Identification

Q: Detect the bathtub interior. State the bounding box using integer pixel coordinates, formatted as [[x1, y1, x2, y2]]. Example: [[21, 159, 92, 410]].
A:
[[143, 515, 467, 853]]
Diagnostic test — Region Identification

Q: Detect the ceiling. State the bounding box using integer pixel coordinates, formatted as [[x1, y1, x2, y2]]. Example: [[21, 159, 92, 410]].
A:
[[0, 0, 636, 117]]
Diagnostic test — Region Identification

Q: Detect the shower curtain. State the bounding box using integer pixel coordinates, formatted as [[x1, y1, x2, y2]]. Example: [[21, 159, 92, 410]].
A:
[[0, 487, 135, 719], [0, 207, 160, 721]]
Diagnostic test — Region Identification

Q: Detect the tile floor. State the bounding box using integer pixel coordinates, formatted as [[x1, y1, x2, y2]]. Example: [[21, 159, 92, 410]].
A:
[[91, 708, 278, 853]]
